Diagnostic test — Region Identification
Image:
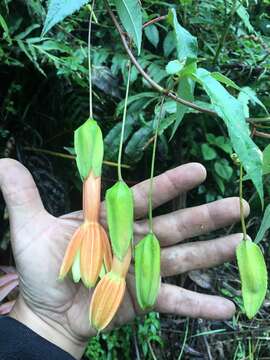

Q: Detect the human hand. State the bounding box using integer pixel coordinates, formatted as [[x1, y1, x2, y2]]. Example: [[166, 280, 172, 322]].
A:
[[0, 159, 249, 359]]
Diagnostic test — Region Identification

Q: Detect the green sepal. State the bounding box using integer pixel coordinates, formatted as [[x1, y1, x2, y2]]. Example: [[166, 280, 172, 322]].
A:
[[99, 263, 106, 279], [236, 239, 267, 319], [135, 233, 161, 310], [72, 249, 81, 283], [74, 118, 104, 180], [105, 181, 134, 260]]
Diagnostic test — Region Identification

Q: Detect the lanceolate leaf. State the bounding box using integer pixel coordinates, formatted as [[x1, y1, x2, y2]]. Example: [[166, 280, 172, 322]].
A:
[[170, 77, 195, 139], [193, 68, 264, 206], [144, 24, 159, 48], [255, 204, 270, 244], [42, 0, 89, 36], [236, 239, 267, 319], [167, 8, 198, 63], [236, 1, 254, 33], [114, 0, 142, 54], [263, 144, 270, 175]]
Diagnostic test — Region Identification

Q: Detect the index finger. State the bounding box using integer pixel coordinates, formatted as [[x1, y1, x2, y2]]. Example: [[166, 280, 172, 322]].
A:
[[131, 162, 206, 219], [61, 163, 206, 222]]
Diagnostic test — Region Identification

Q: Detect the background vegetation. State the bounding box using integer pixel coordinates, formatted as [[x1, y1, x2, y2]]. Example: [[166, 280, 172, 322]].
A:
[[1, 0, 270, 358]]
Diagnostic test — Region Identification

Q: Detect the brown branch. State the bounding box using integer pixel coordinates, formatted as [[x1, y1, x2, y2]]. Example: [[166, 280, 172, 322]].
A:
[[253, 130, 270, 140], [106, 2, 267, 124], [143, 16, 167, 29], [105, 1, 215, 116]]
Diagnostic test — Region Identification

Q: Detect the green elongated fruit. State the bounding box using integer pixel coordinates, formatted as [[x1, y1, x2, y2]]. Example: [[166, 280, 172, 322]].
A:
[[236, 239, 267, 319], [135, 233, 161, 310], [106, 181, 134, 260], [74, 118, 104, 180]]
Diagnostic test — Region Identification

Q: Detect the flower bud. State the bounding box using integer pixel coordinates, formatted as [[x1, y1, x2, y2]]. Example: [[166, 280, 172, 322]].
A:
[[135, 233, 161, 310], [106, 181, 133, 260], [89, 248, 131, 330]]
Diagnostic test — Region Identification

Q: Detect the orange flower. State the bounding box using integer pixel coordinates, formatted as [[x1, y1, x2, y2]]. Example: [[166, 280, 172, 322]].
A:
[[59, 172, 112, 287], [90, 248, 131, 330], [59, 221, 111, 287]]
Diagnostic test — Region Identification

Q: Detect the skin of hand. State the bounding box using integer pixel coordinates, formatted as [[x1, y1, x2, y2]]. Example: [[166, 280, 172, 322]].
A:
[[0, 159, 249, 359]]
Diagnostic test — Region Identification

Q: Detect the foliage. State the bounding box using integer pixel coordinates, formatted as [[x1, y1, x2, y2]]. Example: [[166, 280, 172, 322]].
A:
[[1, 0, 270, 358]]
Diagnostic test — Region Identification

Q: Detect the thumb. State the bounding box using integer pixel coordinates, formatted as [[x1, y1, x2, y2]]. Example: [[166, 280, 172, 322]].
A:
[[0, 158, 45, 232]]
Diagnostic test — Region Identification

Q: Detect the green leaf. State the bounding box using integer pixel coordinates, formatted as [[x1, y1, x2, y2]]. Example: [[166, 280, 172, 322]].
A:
[[74, 119, 104, 179], [263, 144, 270, 175], [42, 0, 89, 36], [201, 143, 217, 160], [211, 72, 240, 91], [236, 1, 254, 33], [236, 240, 267, 319], [238, 87, 268, 117], [193, 68, 264, 206], [214, 159, 233, 180], [0, 14, 11, 44], [255, 204, 270, 244], [104, 116, 134, 161], [163, 31, 175, 57], [114, 0, 142, 54], [206, 133, 232, 154], [135, 233, 161, 309], [106, 181, 134, 260], [125, 125, 153, 163], [144, 24, 159, 48], [165, 59, 185, 75], [170, 77, 195, 139], [167, 8, 198, 63]]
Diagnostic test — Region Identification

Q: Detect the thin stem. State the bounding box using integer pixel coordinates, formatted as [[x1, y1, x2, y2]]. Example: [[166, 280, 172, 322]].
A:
[[239, 165, 247, 241], [212, 0, 238, 65], [88, 0, 96, 119], [118, 61, 131, 181], [253, 130, 270, 139], [143, 16, 166, 29], [177, 318, 189, 360], [23, 147, 130, 168], [147, 340, 158, 360], [148, 97, 165, 232]]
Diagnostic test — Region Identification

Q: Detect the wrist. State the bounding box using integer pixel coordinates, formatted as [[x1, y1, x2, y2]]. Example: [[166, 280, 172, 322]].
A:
[[9, 296, 87, 360]]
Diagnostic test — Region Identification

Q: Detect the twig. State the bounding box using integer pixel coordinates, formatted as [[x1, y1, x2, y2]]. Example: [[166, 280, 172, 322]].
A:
[[143, 16, 167, 29], [253, 130, 270, 139], [23, 147, 130, 168]]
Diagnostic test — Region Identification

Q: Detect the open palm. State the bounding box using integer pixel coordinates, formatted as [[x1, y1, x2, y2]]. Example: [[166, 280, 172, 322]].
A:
[[0, 159, 249, 357]]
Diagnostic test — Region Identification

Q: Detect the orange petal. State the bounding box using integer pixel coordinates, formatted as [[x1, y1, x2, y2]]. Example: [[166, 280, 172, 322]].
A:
[[80, 222, 103, 288], [83, 173, 101, 222], [100, 226, 112, 272], [59, 225, 83, 280], [89, 272, 126, 331]]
